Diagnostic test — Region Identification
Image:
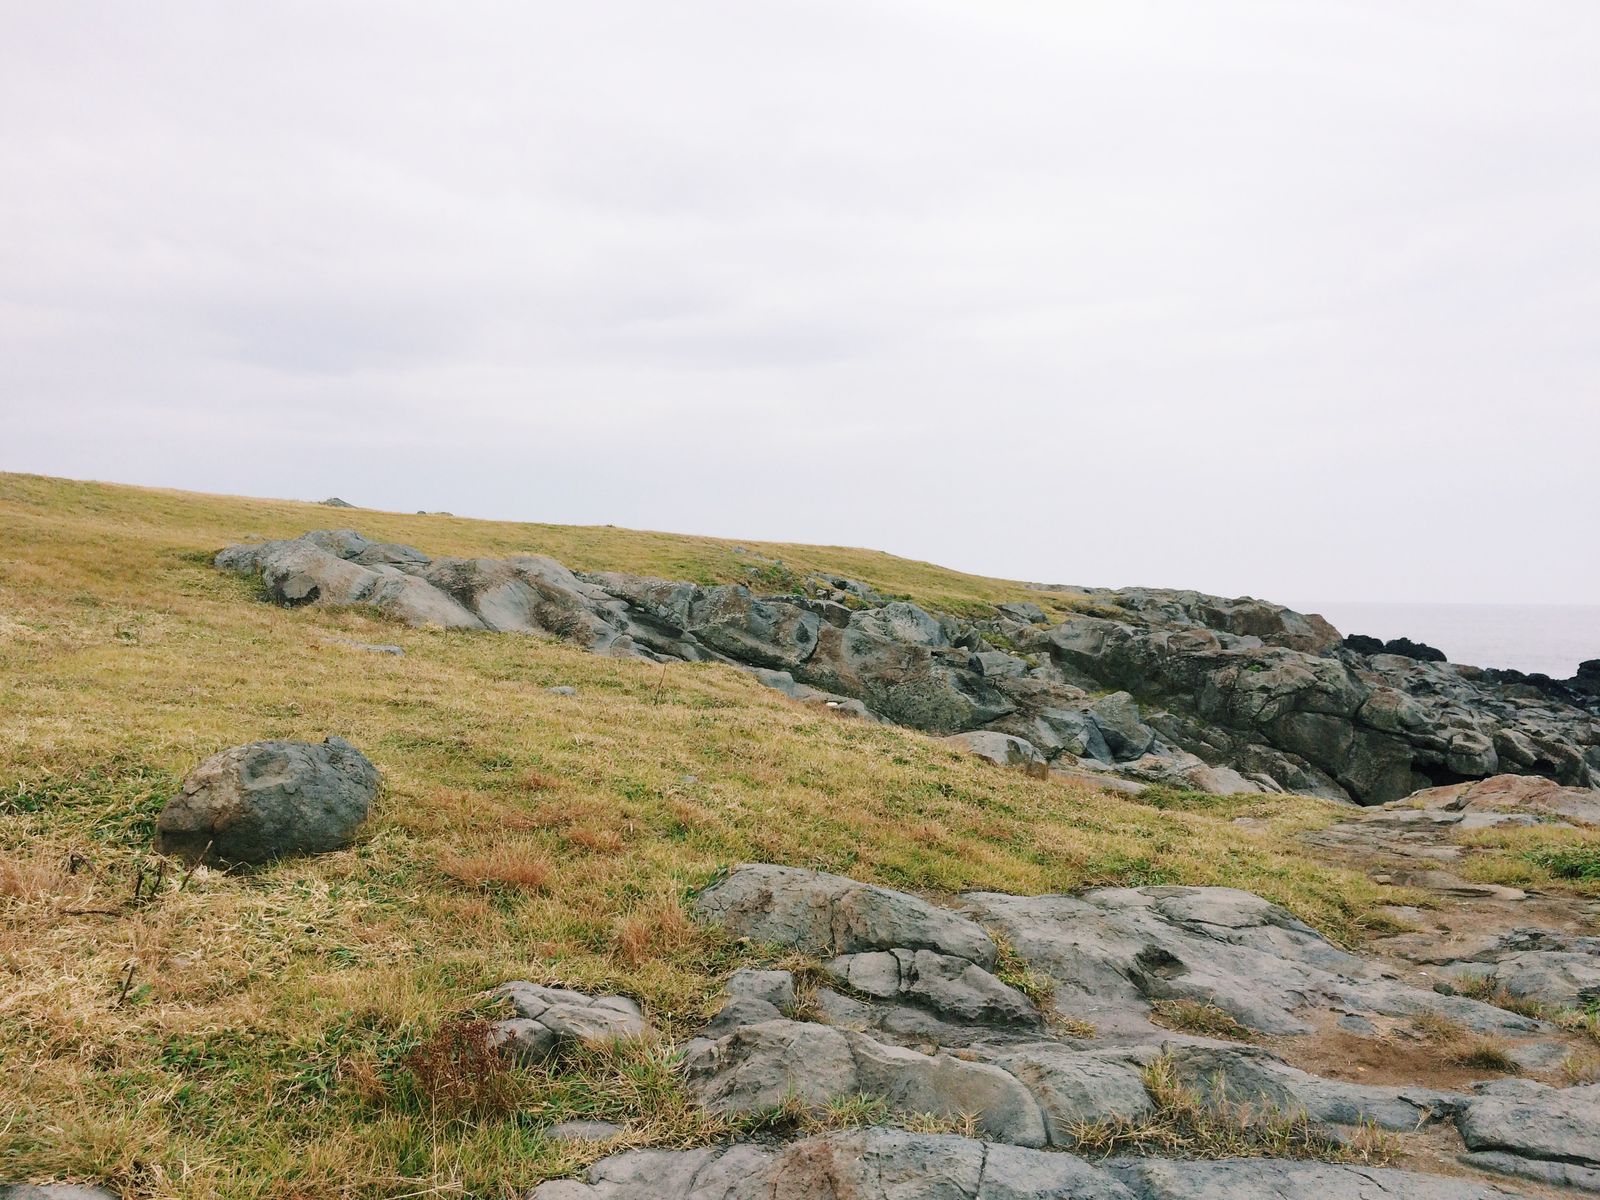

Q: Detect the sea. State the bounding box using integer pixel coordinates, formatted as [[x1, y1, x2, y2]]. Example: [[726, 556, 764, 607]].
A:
[[1304, 602, 1600, 679]]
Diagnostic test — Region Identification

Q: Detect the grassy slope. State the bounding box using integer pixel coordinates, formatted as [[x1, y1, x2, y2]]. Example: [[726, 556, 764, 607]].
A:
[[0, 473, 1419, 1197]]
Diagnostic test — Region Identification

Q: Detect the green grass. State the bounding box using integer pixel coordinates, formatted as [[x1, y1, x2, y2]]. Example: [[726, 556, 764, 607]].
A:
[[0, 472, 1406, 1198]]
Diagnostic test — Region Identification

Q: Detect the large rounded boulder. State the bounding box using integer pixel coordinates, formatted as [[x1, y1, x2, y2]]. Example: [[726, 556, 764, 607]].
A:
[[154, 736, 379, 864]]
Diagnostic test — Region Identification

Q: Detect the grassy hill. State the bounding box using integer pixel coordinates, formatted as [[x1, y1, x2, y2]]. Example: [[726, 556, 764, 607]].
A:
[[1, 472, 1392, 1199]]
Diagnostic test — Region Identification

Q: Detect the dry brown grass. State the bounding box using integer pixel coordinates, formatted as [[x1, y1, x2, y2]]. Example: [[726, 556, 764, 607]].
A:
[[438, 843, 553, 893], [615, 893, 702, 969], [1071, 1055, 1392, 1163], [1409, 1012, 1520, 1073], [1150, 998, 1255, 1042]]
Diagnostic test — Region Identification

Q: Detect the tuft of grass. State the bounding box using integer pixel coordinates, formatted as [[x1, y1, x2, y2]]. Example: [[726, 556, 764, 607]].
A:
[[1525, 846, 1600, 881], [1409, 1012, 1520, 1073], [1071, 1055, 1392, 1163], [437, 842, 553, 893], [1150, 998, 1254, 1042], [392, 1017, 522, 1119], [990, 932, 1056, 1012], [1450, 973, 1547, 1020]]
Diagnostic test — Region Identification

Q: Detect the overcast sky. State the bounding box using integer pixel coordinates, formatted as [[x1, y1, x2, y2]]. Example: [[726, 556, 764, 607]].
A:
[[3, 2, 1596, 605]]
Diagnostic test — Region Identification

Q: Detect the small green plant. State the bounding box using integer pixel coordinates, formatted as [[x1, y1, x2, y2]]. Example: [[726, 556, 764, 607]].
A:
[[1525, 846, 1600, 881]]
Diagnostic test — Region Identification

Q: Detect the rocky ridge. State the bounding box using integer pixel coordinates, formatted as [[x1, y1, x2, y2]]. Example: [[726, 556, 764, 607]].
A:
[[216, 530, 1599, 805]]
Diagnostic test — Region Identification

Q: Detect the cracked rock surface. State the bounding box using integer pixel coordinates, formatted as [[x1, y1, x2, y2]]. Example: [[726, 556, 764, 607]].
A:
[[540, 854, 1600, 1196]]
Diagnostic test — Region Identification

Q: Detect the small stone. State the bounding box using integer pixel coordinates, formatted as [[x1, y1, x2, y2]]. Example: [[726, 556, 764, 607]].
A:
[[547, 686, 578, 696]]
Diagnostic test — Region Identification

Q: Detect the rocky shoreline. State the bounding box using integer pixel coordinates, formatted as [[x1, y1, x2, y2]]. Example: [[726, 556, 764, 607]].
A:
[[215, 530, 1599, 805]]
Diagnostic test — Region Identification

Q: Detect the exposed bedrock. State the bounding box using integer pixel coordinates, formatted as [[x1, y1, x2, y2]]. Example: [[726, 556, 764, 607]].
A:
[[529, 863, 1600, 1196], [216, 531, 1599, 804], [528, 1128, 1531, 1199]]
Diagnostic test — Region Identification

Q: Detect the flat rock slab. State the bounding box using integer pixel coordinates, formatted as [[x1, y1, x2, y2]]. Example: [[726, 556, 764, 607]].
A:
[[529, 1128, 1135, 1199], [530, 1132, 1535, 1199], [695, 864, 996, 966], [1458, 1079, 1600, 1175], [964, 885, 1547, 1041], [1108, 1157, 1529, 1198], [682, 1018, 1048, 1147], [0, 1189, 121, 1200]]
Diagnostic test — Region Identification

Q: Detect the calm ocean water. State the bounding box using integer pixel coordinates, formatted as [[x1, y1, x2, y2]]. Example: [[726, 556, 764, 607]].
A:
[[1305, 602, 1600, 679]]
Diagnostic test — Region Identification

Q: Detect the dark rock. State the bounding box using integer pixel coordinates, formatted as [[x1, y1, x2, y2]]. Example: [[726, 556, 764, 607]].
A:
[[1343, 633, 1387, 655], [1383, 636, 1449, 663], [154, 737, 378, 864]]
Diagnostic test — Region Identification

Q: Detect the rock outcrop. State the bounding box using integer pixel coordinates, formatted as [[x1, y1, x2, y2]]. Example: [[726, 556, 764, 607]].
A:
[[526, 862, 1600, 1196], [153, 736, 379, 864], [215, 531, 1599, 805]]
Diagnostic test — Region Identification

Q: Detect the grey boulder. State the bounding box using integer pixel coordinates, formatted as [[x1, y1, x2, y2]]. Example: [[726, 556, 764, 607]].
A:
[[488, 983, 649, 1061], [941, 731, 1047, 775], [153, 736, 379, 864], [1457, 1079, 1600, 1176]]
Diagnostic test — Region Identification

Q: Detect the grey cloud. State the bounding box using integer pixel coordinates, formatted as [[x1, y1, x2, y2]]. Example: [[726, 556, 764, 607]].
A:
[[2, 1, 1597, 603]]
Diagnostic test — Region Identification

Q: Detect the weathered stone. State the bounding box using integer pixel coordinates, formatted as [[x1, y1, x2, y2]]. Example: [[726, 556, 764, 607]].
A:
[[0, 1188, 122, 1200], [1458, 1078, 1600, 1168], [940, 731, 1046, 775], [154, 736, 379, 864], [529, 1129, 1134, 1200], [219, 532, 1600, 803], [1166, 1043, 1466, 1132], [1109, 1158, 1523, 1199], [489, 983, 648, 1059], [965, 885, 1546, 1040], [1089, 692, 1156, 761], [695, 865, 996, 966], [824, 948, 1039, 1028], [702, 969, 797, 1036], [979, 1044, 1154, 1145], [1460, 1150, 1600, 1192], [683, 1019, 1047, 1146]]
